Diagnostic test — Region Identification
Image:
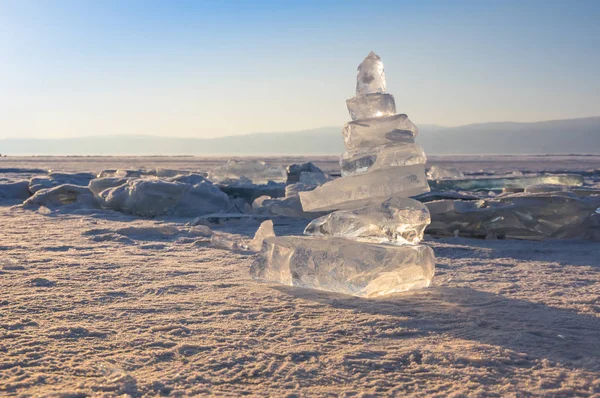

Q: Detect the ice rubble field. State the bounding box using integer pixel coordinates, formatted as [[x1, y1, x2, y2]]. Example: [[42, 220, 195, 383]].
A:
[[1, 155, 600, 396]]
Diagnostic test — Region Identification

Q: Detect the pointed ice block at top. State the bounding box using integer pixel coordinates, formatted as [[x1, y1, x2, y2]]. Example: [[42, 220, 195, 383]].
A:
[[356, 51, 386, 95]]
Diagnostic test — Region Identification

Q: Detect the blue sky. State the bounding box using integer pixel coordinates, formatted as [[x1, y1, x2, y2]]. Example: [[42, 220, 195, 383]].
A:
[[1, 0, 599, 138]]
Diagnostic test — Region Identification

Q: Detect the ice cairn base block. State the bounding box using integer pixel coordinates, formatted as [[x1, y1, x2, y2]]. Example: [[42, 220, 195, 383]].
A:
[[250, 236, 435, 298]]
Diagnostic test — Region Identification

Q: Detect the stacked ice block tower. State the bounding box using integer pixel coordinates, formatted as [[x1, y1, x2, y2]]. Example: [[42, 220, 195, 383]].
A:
[[250, 52, 435, 297]]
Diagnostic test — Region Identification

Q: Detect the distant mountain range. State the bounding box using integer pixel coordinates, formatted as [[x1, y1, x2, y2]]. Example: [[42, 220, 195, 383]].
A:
[[1, 117, 599, 155]]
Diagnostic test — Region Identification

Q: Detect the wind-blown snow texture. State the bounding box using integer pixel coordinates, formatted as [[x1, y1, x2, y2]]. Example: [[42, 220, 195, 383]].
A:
[[1, 155, 600, 396]]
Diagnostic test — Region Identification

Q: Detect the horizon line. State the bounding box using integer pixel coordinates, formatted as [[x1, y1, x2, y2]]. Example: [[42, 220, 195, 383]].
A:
[[1, 115, 599, 141]]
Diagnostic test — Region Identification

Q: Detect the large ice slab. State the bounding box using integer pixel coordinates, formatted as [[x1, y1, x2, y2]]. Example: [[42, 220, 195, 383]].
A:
[[99, 179, 229, 217], [0, 181, 31, 200], [304, 197, 430, 245], [426, 192, 600, 240], [299, 164, 430, 212], [524, 184, 600, 196], [29, 172, 95, 194], [250, 236, 435, 297], [340, 143, 426, 177], [342, 114, 418, 152], [429, 174, 584, 191], [356, 51, 386, 95], [208, 160, 286, 185], [346, 93, 396, 121], [23, 184, 95, 208]]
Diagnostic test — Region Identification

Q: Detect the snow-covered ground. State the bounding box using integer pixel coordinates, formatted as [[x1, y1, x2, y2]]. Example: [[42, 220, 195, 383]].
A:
[[1, 155, 599, 396]]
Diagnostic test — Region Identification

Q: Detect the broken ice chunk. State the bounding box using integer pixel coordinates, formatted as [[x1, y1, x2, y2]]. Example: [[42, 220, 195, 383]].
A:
[[29, 172, 95, 194], [342, 114, 418, 152], [425, 192, 600, 240], [88, 177, 129, 197], [285, 162, 324, 184], [23, 184, 95, 208], [99, 179, 229, 217], [284, 183, 320, 199], [187, 225, 214, 237], [168, 174, 210, 185], [429, 174, 585, 192], [259, 196, 326, 219], [356, 51, 386, 95], [248, 220, 275, 252], [177, 182, 233, 216], [426, 165, 464, 180], [208, 160, 287, 185], [155, 168, 190, 178], [298, 171, 329, 185], [346, 93, 396, 121], [340, 143, 427, 177], [250, 236, 435, 297], [0, 181, 31, 200], [252, 195, 272, 210], [299, 164, 430, 212], [219, 182, 286, 204], [97, 169, 144, 178], [304, 197, 430, 245]]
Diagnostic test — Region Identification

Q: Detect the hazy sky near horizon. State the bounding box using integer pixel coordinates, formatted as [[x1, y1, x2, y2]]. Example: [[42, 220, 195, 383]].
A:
[[1, 0, 599, 139]]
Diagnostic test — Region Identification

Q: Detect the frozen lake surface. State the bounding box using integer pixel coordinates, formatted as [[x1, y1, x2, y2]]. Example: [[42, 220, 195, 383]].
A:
[[1, 155, 599, 396]]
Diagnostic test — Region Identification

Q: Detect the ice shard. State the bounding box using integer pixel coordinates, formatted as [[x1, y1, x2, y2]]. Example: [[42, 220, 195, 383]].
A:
[[356, 51, 386, 95], [340, 143, 427, 177], [342, 114, 418, 152], [304, 198, 430, 245], [346, 93, 396, 120], [299, 164, 430, 212], [250, 236, 435, 298], [248, 220, 275, 252]]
